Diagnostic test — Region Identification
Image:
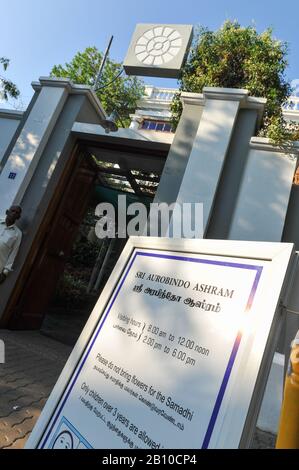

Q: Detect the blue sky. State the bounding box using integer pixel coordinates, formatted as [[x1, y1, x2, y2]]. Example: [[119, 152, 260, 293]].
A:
[[1, 0, 299, 109]]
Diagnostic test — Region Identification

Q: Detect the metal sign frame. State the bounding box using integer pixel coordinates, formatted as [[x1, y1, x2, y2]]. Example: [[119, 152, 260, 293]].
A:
[[25, 237, 294, 449]]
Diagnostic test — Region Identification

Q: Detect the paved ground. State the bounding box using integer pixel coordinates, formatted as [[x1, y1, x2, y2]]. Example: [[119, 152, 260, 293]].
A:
[[252, 429, 276, 449], [0, 329, 276, 449], [0, 330, 71, 449]]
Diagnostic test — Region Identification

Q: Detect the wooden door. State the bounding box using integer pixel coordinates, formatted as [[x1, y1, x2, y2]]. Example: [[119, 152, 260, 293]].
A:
[[8, 156, 97, 329]]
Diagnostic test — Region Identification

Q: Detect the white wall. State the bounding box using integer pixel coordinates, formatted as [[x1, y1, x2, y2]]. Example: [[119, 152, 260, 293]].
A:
[[0, 86, 69, 218], [0, 110, 23, 169], [228, 139, 298, 242]]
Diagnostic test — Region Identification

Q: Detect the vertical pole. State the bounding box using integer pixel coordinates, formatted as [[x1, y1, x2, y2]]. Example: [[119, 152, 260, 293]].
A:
[[93, 238, 116, 292], [86, 238, 109, 293], [93, 36, 114, 92]]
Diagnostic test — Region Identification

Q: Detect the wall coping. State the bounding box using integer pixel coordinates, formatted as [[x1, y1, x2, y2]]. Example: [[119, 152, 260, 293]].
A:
[[180, 92, 205, 106], [72, 121, 171, 149], [283, 109, 299, 121], [0, 109, 24, 120], [136, 98, 172, 109], [250, 136, 299, 155], [203, 86, 249, 101], [31, 76, 107, 120], [181, 88, 267, 126]]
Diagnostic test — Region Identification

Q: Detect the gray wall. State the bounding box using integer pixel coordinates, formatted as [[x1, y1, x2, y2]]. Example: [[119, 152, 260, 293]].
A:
[[228, 144, 297, 242], [0, 111, 23, 169], [0, 91, 40, 171], [154, 101, 203, 205], [282, 184, 299, 249], [206, 109, 258, 239], [76, 98, 105, 124]]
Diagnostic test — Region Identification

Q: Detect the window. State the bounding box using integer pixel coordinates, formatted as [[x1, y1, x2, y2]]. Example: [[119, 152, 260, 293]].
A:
[[163, 123, 172, 132], [148, 121, 156, 130], [141, 120, 173, 132]]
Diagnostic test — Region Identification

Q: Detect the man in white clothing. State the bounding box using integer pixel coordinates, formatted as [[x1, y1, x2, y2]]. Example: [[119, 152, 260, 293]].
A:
[[0, 206, 22, 284]]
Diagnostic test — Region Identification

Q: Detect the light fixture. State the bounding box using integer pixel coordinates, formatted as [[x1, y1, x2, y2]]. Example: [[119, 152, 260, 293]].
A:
[[100, 113, 119, 133]]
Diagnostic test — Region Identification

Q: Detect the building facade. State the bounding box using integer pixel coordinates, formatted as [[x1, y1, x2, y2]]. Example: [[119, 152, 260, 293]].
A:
[[131, 82, 299, 182], [129, 85, 175, 144]]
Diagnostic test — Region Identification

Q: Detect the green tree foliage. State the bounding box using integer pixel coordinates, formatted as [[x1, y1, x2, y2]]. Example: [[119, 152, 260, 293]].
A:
[[50, 47, 144, 127], [0, 57, 19, 101], [171, 21, 299, 143]]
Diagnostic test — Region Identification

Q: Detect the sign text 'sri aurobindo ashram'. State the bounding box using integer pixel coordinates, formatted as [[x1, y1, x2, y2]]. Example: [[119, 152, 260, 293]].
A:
[[26, 238, 293, 449]]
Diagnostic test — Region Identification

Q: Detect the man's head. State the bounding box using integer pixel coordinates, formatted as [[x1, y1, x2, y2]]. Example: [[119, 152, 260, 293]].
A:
[[5, 206, 22, 227]]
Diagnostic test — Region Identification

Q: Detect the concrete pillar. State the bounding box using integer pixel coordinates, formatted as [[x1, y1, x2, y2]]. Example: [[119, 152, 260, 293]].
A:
[[153, 87, 266, 236], [206, 108, 260, 240], [153, 92, 204, 207], [174, 88, 249, 232], [0, 79, 72, 217]]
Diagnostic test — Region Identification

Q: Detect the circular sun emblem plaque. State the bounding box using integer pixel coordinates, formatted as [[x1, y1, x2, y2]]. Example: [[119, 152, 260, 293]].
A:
[[134, 26, 182, 66]]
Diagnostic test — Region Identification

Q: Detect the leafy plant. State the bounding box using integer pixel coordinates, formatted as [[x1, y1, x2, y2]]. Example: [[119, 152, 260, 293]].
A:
[[171, 21, 299, 144], [54, 272, 88, 309], [0, 57, 19, 101], [50, 47, 145, 127], [69, 238, 100, 268]]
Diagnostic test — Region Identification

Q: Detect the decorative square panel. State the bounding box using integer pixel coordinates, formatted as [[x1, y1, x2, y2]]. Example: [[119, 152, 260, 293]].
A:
[[123, 24, 193, 78]]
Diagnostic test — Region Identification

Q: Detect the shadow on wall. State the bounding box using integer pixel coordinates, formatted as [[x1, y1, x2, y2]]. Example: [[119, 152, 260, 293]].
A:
[[0, 130, 40, 216]]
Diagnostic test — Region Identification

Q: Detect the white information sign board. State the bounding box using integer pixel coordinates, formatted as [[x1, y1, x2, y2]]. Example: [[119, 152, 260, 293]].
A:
[[26, 238, 294, 449]]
